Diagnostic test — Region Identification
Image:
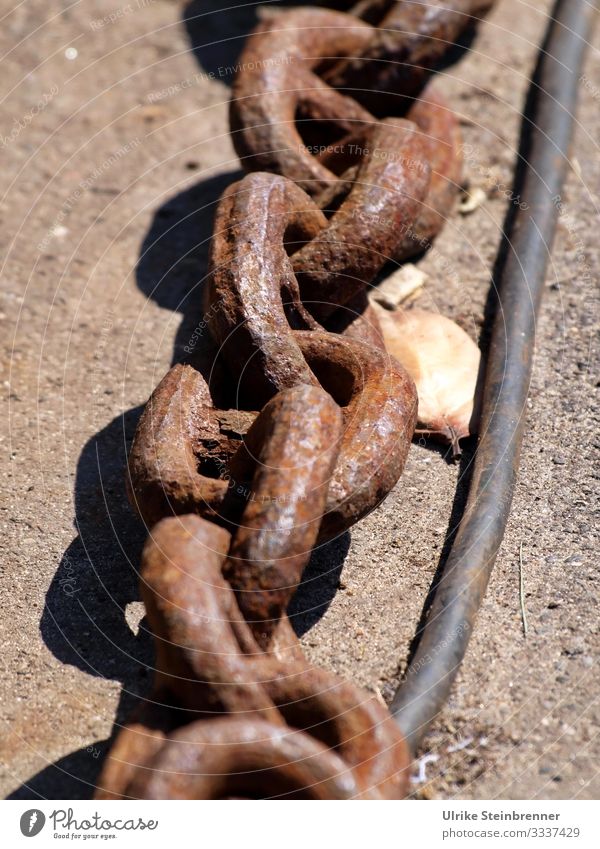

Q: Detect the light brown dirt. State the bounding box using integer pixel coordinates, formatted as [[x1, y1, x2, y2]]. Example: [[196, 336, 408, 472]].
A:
[[1, 0, 599, 800]]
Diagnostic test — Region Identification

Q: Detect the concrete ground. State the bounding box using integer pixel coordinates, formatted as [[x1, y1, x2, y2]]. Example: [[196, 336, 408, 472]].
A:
[[1, 0, 598, 800]]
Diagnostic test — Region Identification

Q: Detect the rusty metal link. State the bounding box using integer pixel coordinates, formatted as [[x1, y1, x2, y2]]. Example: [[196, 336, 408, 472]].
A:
[[230, 7, 466, 262], [222, 384, 342, 647], [98, 0, 495, 801], [96, 513, 410, 799], [125, 361, 251, 528], [321, 0, 496, 112], [126, 331, 417, 542], [207, 141, 429, 337], [291, 118, 431, 320], [229, 10, 375, 195], [128, 162, 417, 545], [309, 87, 463, 262], [294, 331, 416, 538], [204, 171, 327, 404], [205, 166, 424, 384]]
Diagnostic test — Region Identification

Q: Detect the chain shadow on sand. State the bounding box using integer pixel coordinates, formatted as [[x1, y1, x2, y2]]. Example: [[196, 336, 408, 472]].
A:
[[11, 162, 350, 799]]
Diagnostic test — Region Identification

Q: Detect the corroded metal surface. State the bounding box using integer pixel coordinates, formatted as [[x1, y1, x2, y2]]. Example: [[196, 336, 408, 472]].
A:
[[229, 9, 375, 195], [126, 331, 417, 543], [96, 515, 411, 799], [324, 0, 496, 112], [292, 119, 431, 320], [205, 172, 326, 405], [230, 9, 465, 267]]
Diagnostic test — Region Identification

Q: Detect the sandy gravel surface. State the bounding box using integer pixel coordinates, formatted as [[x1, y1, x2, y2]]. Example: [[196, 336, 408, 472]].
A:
[[1, 0, 599, 800]]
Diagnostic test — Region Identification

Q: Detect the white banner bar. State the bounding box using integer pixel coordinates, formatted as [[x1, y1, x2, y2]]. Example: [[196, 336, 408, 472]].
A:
[[3, 800, 598, 848]]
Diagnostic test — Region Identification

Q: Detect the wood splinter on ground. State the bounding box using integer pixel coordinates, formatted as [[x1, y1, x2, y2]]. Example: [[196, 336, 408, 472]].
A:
[[519, 541, 529, 637], [369, 264, 427, 309], [459, 186, 487, 214]]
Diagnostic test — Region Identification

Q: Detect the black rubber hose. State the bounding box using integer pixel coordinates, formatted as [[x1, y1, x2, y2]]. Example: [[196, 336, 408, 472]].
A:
[[391, 0, 596, 753]]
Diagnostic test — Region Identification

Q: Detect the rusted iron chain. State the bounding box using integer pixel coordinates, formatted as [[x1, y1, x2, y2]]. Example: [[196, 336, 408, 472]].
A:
[[96, 0, 496, 799]]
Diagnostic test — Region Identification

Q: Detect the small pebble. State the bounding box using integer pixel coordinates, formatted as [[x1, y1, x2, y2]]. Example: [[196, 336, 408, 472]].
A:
[[566, 553, 583, 565], [563, 639, 585, 656]]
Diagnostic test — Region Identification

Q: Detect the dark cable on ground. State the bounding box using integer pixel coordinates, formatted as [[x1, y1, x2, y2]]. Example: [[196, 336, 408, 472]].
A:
[[392, 0, 597, 753]]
